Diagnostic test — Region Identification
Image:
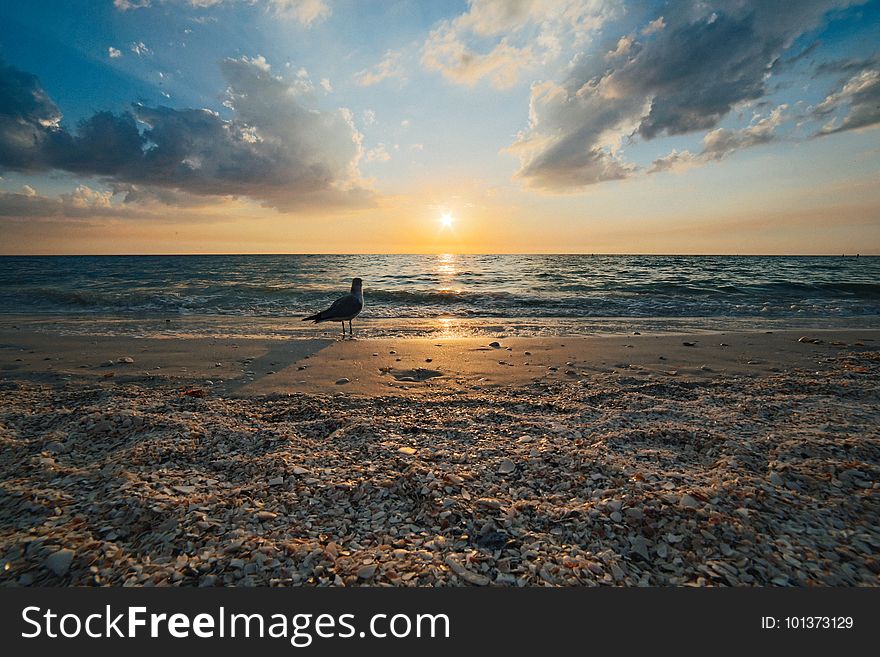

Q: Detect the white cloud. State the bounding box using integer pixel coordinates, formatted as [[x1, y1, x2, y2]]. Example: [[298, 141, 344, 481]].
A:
[[362, 109, 376, 125], [114, 0, 151, 10], [355, 50, 405, 86], [421, 0, 619, 89], [108, 47, 123, 59], [365, 144, 391, 163], [63, 185, 113, 209], [641, 16, 665, 36], [320, 77, 332, 93], [269, 0, 331, 26], [113, 1, 331, 27], [130, 41, 152, 57], [814, 68, 880, 134], [649, 105, 790, 173]]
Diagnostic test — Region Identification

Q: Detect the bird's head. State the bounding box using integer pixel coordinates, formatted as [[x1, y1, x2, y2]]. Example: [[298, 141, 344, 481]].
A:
[[351, 277, 363, 291]]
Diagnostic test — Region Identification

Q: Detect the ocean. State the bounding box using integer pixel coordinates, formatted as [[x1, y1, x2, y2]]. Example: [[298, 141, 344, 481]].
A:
[[1, 254, 878, 337]]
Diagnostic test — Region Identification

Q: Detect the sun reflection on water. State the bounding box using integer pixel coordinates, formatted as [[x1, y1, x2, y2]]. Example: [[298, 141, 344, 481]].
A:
[[433, 255, 463, 337]]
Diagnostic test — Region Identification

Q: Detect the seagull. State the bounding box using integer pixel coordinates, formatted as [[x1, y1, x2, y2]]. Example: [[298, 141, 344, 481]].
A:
[[302, 277, 364, 338]]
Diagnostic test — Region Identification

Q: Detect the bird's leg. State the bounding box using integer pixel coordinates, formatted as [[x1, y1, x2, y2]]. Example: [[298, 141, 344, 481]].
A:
[[349, 320, 353, 336], [341, 322, 346, 338]]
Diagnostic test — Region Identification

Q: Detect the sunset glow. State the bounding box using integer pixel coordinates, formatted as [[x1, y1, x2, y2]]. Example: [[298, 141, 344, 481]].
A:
[[0, 1, 877, 255]]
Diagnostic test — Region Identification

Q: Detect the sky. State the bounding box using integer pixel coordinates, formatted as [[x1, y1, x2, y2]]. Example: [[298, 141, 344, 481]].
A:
[[0, 0, 878, 255]]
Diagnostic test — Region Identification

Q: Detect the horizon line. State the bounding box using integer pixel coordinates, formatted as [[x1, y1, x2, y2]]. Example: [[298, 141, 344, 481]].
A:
[[0, 252, 876, 258]]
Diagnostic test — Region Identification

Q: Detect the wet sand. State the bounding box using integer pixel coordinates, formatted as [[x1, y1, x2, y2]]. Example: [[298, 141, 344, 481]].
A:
[[0, 326, 878, 586], [1, 327, 878, 396]]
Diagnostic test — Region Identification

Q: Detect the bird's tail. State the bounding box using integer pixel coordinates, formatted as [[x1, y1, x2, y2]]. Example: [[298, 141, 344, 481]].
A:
[[302, 312, 322, 322]]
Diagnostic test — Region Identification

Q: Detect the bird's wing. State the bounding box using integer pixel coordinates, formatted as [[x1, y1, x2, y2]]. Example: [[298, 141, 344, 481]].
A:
[[320, 293, 362, 319]]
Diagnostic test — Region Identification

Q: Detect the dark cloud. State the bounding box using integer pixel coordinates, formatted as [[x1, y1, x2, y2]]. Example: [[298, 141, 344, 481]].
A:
[[0, 56, 370, 211], [0, 61, 63, 170], [511, 0, 864, 191], [813, 53, 880, 77]]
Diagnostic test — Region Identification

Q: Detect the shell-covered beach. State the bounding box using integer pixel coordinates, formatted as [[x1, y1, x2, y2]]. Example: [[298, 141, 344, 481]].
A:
[[1, 328, 877, 586]]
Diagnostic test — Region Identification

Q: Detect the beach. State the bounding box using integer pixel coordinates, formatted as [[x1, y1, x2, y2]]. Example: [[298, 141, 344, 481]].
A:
[[1, 322, 878, 586]]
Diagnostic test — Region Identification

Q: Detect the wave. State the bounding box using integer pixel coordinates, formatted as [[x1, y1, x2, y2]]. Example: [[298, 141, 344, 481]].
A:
[[1, 255, 878, 319]]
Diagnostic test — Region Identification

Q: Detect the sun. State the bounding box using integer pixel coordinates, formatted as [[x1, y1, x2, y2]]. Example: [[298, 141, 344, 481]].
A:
[[440, 212, 455, 229]]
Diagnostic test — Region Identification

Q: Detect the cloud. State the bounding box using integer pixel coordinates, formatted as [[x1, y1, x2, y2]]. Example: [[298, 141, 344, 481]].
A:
[[0, 60, 64, 170], [422, 0, 619, 89], [365, 144, 390, 163], [0, 56, 370, 212], [113, 1, 331, 27], [701, 105, 789, 159], [114, 0, 151, 10], [646, 149, 697, 174], [130, 41, 152, 56], [813, 54, 879, 78], [422, 27, 536, 89], [355, 50, 405, 86], [649, 105, 789, 173], [641, 16, 665, 36], [813, 68, 880, 134], [109, 182, 223, 207], [270, 0, 330, 26], [108, 47, 123, 58], [509, 0, 863, 191], [0, 185, 115, 218]]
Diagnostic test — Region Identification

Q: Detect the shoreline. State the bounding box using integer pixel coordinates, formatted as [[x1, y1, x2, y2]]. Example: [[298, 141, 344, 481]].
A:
[[2, 312, 879, 341], [0, 325, 878, 397], [1, 325, 878, 586]]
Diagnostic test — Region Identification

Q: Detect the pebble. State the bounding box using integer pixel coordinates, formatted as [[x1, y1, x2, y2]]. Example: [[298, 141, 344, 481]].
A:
[[119, 357, 135, 363], [46, 549, 74, 576], [445, 557, 489, 586], [268, 477, 284, 486], [497, 459, 516, 474], [357, 564, 377, 579], [398, 447, 417, 455], [335, 378, 350, 385], [679, 494, 700, 509], [488, 342, 501, 348], [631, 537, 650, 560]]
